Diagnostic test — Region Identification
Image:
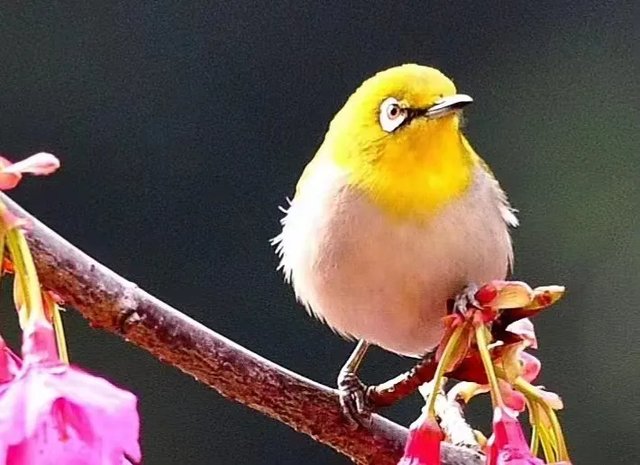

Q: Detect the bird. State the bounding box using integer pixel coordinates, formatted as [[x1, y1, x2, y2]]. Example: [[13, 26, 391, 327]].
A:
[[273, 64, 517, 419]]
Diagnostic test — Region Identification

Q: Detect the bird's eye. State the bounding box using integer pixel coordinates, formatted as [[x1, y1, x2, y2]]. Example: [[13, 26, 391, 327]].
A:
[[379, 97, 407, 132]]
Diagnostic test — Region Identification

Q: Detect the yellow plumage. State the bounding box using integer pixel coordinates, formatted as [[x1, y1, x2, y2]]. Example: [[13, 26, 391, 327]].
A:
[[319, 65, 475, 219]]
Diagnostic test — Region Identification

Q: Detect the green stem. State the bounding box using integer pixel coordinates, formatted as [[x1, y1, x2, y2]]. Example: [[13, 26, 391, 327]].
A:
[[527, 397, 540, 456], [515, 377, 569, 461], [425, 326, 464, 418], [538, 425, 557, 463], [474, 324, 503, 408], [5, 228, 45, 325], [530, 425, 540, 455], [51, 303, 69, 364], [1, 203, 70, 363], [0, 232, 5, 278], [540, 401, 568, 459]]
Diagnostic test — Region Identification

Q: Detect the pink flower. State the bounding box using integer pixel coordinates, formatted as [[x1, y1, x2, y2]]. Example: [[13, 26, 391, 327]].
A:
[[0, 153, 60, 190], [398, 413, 442, 465], [0, 321, 141, 465], [0, 337, 21, 384], [450, 338, 545, 413], [486, 407, 544, 465], [504, 319, 537, 349], [496, 348, 540, 413]]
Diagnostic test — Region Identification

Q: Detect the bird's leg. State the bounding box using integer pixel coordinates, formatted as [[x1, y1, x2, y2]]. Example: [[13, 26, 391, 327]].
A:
[[368, 282, 484, 408], [337, 284, 483, 424], [337, 340, 371, 426], [451, 282, 482, 316]]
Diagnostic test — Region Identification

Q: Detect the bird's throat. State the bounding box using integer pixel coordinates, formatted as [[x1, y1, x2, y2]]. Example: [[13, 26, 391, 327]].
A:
[[346, 125, 474, 221]]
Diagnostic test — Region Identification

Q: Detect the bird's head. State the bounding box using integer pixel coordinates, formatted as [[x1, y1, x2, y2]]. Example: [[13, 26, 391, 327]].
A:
[[323, 64, 477, 219]]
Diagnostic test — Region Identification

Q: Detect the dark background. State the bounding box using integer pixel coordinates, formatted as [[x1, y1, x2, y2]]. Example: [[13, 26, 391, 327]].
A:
[[0, 2, 638, 464]]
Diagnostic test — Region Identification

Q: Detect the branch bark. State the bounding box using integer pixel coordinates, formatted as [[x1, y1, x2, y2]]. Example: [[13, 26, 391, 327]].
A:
[[1, 193, 482, 465]]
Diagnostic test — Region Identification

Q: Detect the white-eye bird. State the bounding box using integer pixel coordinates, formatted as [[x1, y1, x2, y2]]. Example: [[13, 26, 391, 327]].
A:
[[273, 64, 517, 417]]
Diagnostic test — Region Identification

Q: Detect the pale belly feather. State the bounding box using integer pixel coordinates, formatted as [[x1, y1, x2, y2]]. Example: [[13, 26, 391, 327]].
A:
[[275, 162, 516, 357]]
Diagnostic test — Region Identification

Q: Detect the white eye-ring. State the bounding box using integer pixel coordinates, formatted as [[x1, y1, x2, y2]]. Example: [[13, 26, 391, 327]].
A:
[[379, 97, 407, 132]]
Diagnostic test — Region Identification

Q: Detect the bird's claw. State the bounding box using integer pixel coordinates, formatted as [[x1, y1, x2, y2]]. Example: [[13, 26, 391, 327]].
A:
[[337, 370, 373, 428], [452, 283, 482, 316]]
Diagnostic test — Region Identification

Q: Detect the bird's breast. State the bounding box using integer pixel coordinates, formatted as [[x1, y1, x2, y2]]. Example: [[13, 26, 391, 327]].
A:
[[275, 160, 514, 356]]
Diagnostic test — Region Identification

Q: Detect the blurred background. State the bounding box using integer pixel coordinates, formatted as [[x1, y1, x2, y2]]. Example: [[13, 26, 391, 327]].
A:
[[0, 1, 637, 464]]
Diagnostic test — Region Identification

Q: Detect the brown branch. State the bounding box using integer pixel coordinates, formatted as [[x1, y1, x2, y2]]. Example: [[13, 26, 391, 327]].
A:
[[1, 193, 482, 465], [370, 351, 437, 408]]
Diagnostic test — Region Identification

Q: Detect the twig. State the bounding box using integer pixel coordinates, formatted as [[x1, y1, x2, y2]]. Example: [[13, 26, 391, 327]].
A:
[[369, 351, 437, 407], [1, 193, 482, 465]]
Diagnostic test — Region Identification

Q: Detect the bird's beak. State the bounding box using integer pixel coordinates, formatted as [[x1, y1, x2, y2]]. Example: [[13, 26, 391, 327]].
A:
[[424, 94, 473, 118]]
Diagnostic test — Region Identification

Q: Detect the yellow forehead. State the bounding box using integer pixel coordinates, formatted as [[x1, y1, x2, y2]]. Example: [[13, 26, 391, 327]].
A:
[[351, 64, 458, 110]]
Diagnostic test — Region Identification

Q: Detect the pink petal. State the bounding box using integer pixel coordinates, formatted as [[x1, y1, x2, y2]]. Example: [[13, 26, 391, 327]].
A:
[[399, 414, 442, 465], [0, 360, 141, 464], [505, 319, 538, 349], [2, 152, 60, 176], [539, 389, 564, 410], [0, 172, 22, 190], [495, 450, 546, 465], [21, 321, 59, 365], [499, 381, 527, 412], [487, 407, 544, 465], [519, 352, 541, 382], [0, 339, 21, 384], [0, 208, 27, 231], [6, 408, 101, 465]]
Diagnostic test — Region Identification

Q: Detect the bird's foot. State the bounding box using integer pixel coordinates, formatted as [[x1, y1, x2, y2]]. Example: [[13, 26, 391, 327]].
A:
[[451, 283, 482, 316], [337, 369, 373, 428]]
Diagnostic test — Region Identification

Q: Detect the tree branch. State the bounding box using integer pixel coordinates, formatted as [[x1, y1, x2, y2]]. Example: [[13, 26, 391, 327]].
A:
[[1, 193, 482, 465]]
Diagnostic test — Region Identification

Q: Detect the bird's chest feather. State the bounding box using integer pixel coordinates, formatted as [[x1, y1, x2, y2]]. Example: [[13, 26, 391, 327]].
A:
[[275, 162, 514, 356]]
